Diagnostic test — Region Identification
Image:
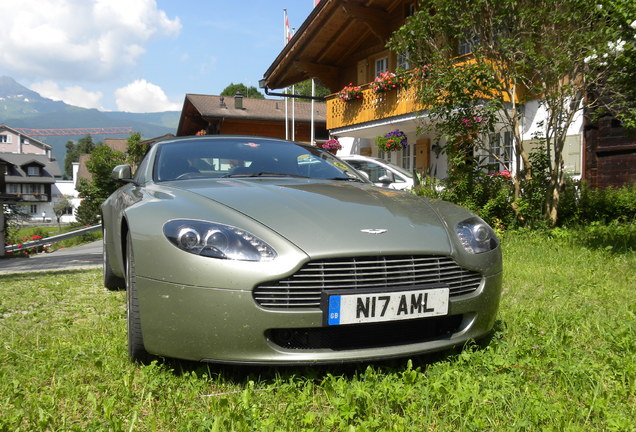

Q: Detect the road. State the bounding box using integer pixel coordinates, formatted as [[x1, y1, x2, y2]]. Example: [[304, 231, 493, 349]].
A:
[[0, 241, 103, 275]]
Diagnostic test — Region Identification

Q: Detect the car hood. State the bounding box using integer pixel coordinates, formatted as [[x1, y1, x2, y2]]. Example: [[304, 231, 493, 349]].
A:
[[170, 179, 452, 257]]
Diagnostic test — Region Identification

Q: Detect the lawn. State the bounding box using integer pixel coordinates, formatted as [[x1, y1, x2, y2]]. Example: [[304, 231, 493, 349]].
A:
[[1, 231, 634, 431]]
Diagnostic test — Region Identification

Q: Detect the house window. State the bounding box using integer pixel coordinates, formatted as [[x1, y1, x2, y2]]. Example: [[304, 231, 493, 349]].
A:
[[30, 204, 38, 214], [397, 52, 410, 71], [459, 31, 480, 55], [21, 137, 29, 145], [488, 131, 512, 173], [27, 166, 40, 176], [0, 134, 10, 143], [7, 184, 19, 194], [402, 144, 412, 171], [375, 57, 389, 75], [28, 184, 40, 194]]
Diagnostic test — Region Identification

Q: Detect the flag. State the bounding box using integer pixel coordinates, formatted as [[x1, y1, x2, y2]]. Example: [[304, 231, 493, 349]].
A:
[[314, 0, 320, 6], [284, 9, 291, 45]]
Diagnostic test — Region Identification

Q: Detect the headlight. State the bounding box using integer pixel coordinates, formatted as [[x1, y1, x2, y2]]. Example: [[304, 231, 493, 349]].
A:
[[455, 217, 499, 254], [163, 219, 277, 261]]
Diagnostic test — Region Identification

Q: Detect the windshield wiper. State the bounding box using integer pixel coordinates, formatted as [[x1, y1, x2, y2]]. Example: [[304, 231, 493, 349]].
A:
[[222, 172, 310, 179], [328, 176, 365, 182]]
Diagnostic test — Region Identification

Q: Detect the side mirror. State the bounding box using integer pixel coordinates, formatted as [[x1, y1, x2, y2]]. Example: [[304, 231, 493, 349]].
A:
[[111, 164, 133, 182], [378, 174, 394, 185]]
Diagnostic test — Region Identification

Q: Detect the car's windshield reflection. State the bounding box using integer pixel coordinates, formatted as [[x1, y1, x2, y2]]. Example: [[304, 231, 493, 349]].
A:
[[154, 138, 365, 183]]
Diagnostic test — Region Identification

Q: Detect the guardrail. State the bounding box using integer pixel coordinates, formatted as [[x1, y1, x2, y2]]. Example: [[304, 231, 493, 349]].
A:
[[5, 224, 102, 253]]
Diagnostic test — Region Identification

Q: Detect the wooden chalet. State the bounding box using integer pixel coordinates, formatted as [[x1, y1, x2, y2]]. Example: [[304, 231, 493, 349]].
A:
[[176, 93, 328, 144], [261, 0, 635, 187]]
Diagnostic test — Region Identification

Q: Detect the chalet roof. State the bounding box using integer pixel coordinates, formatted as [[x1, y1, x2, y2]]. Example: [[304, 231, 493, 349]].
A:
[[0, 152, 61, 183], [262, 0, 400, 91], [103, 138, 128, 153], [184, 94, 326, 122], [76, 154, 91, 184], [19, 158, 47, 167]]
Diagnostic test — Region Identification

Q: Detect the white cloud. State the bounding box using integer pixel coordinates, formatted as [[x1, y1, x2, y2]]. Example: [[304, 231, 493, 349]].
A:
[[31, 80, 104, 109], [115, 79, 181, 112], [0, 0, 181, 81]]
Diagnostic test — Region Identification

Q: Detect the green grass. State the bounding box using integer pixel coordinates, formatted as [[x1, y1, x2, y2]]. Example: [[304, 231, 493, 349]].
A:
[[1, 231, 634, 431]]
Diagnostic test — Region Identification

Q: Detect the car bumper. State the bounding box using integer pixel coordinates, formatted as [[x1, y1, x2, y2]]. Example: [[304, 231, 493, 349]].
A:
[[136, 271, 502, 364]]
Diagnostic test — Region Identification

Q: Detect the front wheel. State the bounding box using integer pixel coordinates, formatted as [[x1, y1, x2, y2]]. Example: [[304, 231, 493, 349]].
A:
[[126, 231, 152, 364], [103, 227, 125, 290]]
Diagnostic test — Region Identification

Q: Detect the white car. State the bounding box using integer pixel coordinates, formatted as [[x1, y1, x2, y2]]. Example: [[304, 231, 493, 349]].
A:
[[340, 155, 414, 190]]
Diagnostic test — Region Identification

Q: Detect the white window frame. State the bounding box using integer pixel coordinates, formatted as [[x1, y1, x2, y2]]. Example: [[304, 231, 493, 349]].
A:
[[402, 144, 412, 171], [397, 52, 410, 71], [488, 131, 513, 173], [375, 57, 389, 76], [27, 166, 40, 176]]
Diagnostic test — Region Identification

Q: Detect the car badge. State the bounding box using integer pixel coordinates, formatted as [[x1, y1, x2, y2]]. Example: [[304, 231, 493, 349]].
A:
[[360, 228, 388, 234]]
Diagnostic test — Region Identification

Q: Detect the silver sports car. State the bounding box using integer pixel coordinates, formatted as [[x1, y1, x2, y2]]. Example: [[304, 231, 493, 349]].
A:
[[101, 136, 502, 364]]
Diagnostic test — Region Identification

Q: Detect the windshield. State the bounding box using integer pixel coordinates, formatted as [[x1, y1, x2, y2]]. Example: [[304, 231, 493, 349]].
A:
[[153, 137, 367, 183]]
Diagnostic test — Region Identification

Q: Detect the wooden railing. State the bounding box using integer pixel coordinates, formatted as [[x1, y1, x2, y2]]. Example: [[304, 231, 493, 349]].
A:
[[326, 57, 523, 131], [326, 84, 428, 130]]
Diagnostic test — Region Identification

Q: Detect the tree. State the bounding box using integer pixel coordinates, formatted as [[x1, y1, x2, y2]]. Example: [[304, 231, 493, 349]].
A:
[[53, 196, 72, 229], [126, 132, 149, 168], [589, 0, 636, 129], [221, 83, 264, 99], [75, 145, 126, 225], [63, 135, 97, 178], [291, 79, 331, 99], [389, 0, 635, 225]]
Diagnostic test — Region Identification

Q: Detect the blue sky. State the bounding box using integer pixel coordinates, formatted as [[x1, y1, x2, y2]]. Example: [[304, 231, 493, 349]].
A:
[[0, 0, 316, 112]]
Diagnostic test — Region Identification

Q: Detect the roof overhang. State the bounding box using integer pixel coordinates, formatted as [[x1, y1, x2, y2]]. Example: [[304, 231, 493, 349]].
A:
[[262, 0, 397, 92]]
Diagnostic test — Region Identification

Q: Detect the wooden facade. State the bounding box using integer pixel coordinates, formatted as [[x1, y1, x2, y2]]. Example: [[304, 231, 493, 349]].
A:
[[584, 116, 636, 188], [177, 93, 328, 144]]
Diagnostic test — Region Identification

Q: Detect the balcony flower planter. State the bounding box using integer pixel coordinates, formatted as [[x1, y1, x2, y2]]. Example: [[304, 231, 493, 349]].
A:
[[371, 71, 407, 93], [375, 129, 408, 152], [338, 84, 363, 102], [318, 138, 342, 154]]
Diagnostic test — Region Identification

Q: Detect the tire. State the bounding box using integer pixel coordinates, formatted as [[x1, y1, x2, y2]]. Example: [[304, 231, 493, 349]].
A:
[[126, 231, 152, 364], [103, 228, 125, 291]]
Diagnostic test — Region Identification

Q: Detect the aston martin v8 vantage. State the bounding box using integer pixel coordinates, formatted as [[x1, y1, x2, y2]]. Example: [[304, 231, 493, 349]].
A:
[[101, 136, 502, 364]]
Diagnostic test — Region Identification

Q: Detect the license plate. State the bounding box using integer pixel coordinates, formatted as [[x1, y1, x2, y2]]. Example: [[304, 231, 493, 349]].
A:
[[322, 285, 449, 326]]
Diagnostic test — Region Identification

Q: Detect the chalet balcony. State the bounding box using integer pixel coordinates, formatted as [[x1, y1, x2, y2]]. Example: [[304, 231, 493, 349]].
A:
[[17, 193, 49, 202], [326, 58, 521, 132], [326, 84, 427, 131]]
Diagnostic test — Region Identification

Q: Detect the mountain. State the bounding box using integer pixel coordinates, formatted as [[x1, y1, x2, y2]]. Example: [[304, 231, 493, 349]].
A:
[[0, 76, 180, 163]]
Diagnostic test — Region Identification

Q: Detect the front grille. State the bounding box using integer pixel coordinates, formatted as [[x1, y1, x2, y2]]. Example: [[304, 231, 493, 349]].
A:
[[254, 255, 482, 309], [268, 315, 463, 350]]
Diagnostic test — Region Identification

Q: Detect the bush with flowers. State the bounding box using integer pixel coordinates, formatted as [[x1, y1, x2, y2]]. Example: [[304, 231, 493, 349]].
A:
[[375, 129, 408, 152], [338, 83, 363, 102], [371, 71, 408, 93], [5, 234, 49, 257], [319, 138, 342, 153]]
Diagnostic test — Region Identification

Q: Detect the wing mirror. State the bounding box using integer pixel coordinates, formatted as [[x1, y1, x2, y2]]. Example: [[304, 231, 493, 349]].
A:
[[111, 164, 133, 182], [378, 173, 394, 185]]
